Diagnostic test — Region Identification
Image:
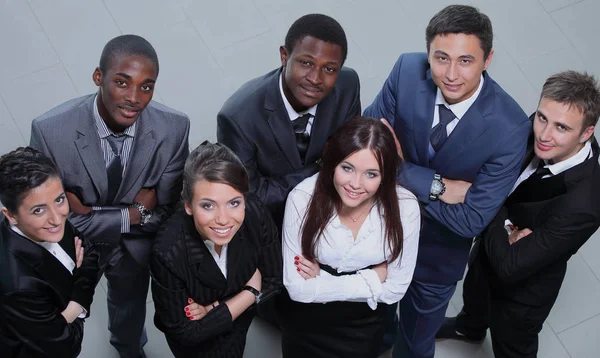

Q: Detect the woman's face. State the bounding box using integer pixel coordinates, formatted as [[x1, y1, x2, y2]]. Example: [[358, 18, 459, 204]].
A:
[[184, 180, 246, 247], [333, 148, 382, 209], [2, 177, 69, 243]]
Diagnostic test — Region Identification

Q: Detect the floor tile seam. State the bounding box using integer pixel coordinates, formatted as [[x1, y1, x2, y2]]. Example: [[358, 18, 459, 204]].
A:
[[25, 0, 83, 97], [544, 0, 586, 14], [578, 253, 600, 284], [554, 310, 600, 335], [545, 0, 588, 68], [0, 93, 25, 144]]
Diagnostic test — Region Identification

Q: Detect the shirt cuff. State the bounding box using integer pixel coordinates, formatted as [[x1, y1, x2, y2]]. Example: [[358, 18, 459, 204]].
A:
[[77, 305, 87, 319], [92, 206, 102, 211], [357, 269, 383, 310], [120, 208, 130, 234]]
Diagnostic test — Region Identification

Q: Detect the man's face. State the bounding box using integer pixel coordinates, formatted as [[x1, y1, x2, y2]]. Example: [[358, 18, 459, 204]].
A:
[[533, 98, 594, 164], [93, 55, 158, 133], [428, 33, 493, 104], [280, 36, 343, 112]]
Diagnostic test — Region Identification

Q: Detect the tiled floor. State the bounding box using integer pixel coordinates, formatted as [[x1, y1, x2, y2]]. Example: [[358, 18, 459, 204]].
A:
[[1, 0, 599, 357]]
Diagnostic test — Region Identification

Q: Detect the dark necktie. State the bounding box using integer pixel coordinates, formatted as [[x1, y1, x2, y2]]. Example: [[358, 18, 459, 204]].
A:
[[292, 114, 311, 164], [430, 105, 456, 152], [528, 160, 552, 181], [106, 134, 127, 203]]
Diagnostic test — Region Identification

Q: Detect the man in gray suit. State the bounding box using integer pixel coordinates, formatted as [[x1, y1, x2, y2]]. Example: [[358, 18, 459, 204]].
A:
[[30, 35, 190, 358]]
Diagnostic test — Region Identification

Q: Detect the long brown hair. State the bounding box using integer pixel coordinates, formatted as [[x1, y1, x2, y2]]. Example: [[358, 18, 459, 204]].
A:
[[301, 116, 404, 262]]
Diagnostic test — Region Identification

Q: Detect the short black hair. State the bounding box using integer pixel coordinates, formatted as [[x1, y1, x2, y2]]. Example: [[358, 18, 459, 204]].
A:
[[99, 34, 159, 74], [284, 14, 348, 64], [426, 5, 493, 60], [181, 141, 249, 203], [0, 147, 61, 213]]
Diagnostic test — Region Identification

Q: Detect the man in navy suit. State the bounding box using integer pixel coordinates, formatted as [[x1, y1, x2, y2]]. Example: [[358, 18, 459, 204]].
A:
[[364, 5, 531, 358]]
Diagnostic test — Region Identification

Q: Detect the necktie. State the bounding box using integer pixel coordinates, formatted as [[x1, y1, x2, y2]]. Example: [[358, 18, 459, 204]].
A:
[[292, 114, 311, 164], [528, 160, 552, 181], [430, 105, 456, 152], [106, 134, 127, 203]]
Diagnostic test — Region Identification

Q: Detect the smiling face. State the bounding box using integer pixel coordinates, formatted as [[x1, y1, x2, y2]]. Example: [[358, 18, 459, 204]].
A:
[[280, 36, 343, 112], [333, 148, 382, 211], [428, 33, 493, 104], [533, 97, 595, 164], [93, 54, 158, 133], [2, 177, 69, 243], [184, 180, 246, 248]]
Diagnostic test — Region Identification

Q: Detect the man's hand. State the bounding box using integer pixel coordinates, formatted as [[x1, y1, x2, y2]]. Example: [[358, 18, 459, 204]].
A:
[[440, 179, 472, 204], [509, 228, 532, 245], [380, 118, 404, 160], [134, 188, 158, 211], [66, 192, 92, 215]]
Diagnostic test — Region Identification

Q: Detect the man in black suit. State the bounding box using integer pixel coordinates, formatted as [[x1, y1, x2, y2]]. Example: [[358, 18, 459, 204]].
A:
[[217, 13, 361, 228], [437, 70, 600, 358]]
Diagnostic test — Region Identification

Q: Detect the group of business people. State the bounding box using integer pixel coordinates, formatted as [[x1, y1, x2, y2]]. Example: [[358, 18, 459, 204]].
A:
[[1, 4, 599, 358]]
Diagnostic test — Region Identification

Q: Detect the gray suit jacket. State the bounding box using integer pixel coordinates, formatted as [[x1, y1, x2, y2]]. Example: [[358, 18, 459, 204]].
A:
[[30, 94, 190, 266]]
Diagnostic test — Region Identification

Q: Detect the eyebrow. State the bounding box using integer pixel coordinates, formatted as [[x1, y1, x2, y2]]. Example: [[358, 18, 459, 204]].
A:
[[433, 50, 475, 60], [114, 72, 156, 84], [342, 161, 381, 172], [199, 196, 243, 203]]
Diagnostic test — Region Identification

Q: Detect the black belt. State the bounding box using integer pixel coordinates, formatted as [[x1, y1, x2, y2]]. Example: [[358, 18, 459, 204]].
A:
[[319, 263, 374, 277]]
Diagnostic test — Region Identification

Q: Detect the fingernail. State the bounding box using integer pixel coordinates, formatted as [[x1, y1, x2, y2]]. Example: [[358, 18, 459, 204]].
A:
[[185, 307, 189, 312], [297, 267, 301, 272], [188, 298, 192, 303], [294, 256, 299, 260], [294, 261, 298, 265], [189, 317, 193, 321], [186, 312, 191, 317]]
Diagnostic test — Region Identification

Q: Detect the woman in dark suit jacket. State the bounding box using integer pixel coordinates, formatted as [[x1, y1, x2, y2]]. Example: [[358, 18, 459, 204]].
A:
[[150, 141, 283, 358], [0, 147, 100, 358]]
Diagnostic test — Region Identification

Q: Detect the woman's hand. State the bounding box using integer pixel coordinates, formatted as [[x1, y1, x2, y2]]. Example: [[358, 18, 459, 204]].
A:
[[184, 298, 220, 321], [246, 268, 262, 292], [372, 261, 388, 283], [61, 301, 84, 323], [294, 255, 320, 279], [74, 236, 84, 268]]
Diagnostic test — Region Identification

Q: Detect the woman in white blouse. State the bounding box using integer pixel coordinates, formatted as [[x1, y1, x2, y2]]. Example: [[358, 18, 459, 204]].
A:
[[280, 117, 421, 358]]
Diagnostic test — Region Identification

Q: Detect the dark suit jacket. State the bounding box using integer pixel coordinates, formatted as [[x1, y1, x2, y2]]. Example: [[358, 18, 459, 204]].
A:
[[217, 67, 361, 226], [482, 139, 600, 307], [150, 196, 283, 358], [364, 52, 531, 284], [0, 218, 100, 358], [30, 94, 190, 266]]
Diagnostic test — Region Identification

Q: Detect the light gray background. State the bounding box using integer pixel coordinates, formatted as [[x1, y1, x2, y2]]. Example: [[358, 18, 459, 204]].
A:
[[1, 0, 599, 357]]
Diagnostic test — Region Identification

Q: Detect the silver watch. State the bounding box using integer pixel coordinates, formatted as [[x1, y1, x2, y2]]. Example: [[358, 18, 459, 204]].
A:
[[131, 202, 153, 226], [429, 174, 446, 201]]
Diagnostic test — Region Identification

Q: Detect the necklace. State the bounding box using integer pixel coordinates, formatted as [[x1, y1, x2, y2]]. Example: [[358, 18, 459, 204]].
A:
[[346, 203, 374, 222]]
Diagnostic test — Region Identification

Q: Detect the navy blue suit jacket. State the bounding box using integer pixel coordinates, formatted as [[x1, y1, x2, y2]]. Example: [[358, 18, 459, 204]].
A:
[[364, 53, 531, 284]]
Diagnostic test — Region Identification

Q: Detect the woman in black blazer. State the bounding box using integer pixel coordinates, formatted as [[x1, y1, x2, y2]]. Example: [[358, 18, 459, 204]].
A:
[[0, 147, 100, 358], [150, 141, 283, 358]]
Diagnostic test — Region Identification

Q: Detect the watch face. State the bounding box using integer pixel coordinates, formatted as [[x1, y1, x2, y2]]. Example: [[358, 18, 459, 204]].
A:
[[431, 180, 443, 194]]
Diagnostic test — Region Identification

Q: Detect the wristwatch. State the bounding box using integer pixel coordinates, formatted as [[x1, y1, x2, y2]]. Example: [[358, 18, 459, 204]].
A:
[[243, 285, 262, 304], [429, 174, 446, 201], [131, 202, 153, 226]]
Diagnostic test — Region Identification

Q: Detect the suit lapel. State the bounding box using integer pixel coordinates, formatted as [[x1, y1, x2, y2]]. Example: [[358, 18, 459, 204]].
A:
[[264, 69, 302, 168], [117, 111, 156, 199], [74, 99, 108, 201], [184, 217, 227, 290], [412, 76, 437, 166], [305, 91, 336, 164], [225, 226, 254, 289]]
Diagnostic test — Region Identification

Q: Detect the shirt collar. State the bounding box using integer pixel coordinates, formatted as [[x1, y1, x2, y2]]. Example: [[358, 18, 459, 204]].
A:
[[435, 74, 485, 119], [93, 94, 137, 139], [203, 239, 228, 258], [10, 223, 56, 250], [540, 140, 593, 176], [279, 73, 318, 120]]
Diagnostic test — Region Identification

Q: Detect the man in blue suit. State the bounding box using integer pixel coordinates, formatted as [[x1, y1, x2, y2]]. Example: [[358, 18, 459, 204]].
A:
[[364, 5, 531, 358]]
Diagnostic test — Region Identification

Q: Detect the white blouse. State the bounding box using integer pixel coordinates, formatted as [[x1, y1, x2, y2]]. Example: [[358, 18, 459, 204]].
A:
[[282, 174, 421, 310]]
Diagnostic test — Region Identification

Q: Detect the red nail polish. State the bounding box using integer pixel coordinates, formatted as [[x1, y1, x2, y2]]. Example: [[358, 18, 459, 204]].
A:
[[294, 261, 298, 265], [297, 267, 301, 272], [188, 298, 192, 303], [294, 256, 299, 260], [186, 312, 191, 316], [189, 317, 193, 320], [185, 307, 189, 312]]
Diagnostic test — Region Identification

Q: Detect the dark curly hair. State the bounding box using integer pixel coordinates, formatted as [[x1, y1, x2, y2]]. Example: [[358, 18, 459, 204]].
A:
[[285, 14, 348, 64]]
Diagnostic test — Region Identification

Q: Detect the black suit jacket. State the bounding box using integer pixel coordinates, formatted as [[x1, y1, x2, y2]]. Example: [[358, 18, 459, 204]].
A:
[[482, 139, 600, 306], [0, 218, 100, 358], [217, 67, 361, 226], [150, 196, 282, 358]]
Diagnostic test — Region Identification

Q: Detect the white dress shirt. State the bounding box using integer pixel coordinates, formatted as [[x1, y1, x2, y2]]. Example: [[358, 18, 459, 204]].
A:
[[10, 224, 86, 318], [282, 174, 421, 310], [429, 75, 484, 158], [279, 73, 318, 134], [204, 240, 228, 279]]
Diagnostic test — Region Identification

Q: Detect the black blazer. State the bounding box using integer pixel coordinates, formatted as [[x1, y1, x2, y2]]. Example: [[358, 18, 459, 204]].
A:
[[217, 67, 361, 226], [150, 196, 282, 358], [481, 139, 600, 306], [0, 218, 100, 358]]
